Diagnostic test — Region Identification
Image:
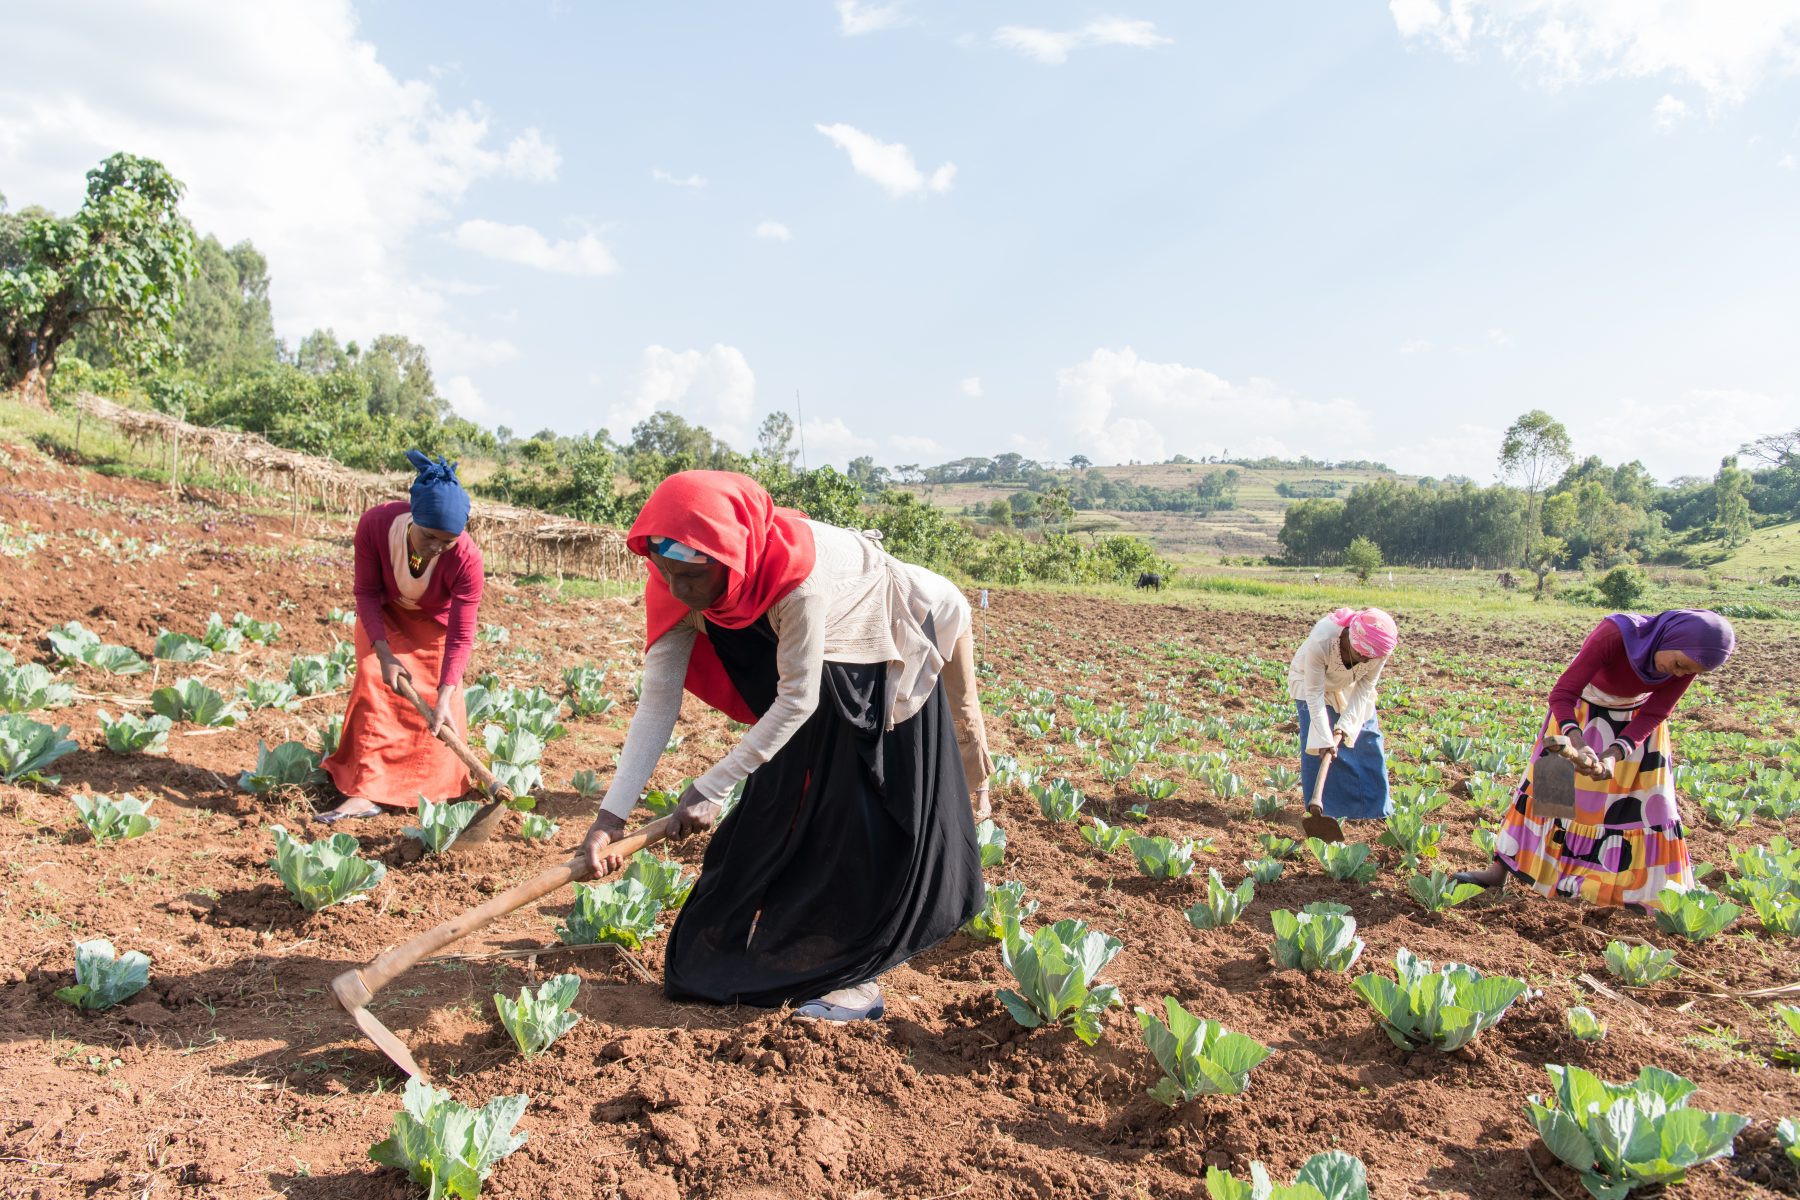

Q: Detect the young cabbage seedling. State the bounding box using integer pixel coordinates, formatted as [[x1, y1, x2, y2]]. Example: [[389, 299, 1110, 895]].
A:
[[269, 824, 386, 912], [1185, 870, 1255, 930], [405, 799, 482, 855], [1270, 904, 1364, 974], [1204, 1151, 1369, 1200], [1651, 885, 1742, 943], [1351, 947, 1532, 1053], [997, 919, 1123, 1045], [73, 793, 159, 843], [494, 973, 581, 1057], [1565, 1005, 1606, 1042], [55, 939, 151, 1010], [369, 1077, 528, 1199], [1524, 1065, 1748, 1198], [975, 818, 1007, 867], [1603, 939, 1681, 988], [555, 878, 664, 950], [1135, 997, 1272, 1105], [964, 880, 1039, 941]]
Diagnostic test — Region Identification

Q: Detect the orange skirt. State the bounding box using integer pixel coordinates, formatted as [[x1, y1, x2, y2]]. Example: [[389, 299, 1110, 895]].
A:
[[323, 605, 470, 810]]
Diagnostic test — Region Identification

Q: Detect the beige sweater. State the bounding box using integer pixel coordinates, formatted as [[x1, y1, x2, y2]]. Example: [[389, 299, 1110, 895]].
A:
[[600, 523, 972, 817]]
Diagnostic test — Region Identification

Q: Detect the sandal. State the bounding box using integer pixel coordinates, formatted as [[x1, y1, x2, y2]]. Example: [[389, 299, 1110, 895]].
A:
[[792, 996, 887, 1023], [313, 800, 383, 823]]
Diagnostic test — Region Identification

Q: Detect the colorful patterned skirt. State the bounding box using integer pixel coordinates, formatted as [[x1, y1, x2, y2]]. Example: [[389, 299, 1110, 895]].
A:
[[1494, 699, 1691, 909]]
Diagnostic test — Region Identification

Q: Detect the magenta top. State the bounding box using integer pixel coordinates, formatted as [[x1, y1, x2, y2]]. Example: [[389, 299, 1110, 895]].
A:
[[1547, 618, 1693, 750], [352, 501, 484, 688]]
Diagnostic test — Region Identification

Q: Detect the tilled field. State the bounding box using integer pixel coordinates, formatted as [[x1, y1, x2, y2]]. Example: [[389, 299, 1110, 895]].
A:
[[2, 442, 1798, 1199]]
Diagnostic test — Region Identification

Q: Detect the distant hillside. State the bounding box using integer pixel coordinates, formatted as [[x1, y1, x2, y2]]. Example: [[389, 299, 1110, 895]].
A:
[[905, 462, 1410, 561]]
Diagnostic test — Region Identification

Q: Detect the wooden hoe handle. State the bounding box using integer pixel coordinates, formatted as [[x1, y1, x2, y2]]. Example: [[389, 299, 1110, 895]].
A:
[[1310, 754, 1332, 808], [334, 815, 678, 1006], [393, 673, 514, 805]]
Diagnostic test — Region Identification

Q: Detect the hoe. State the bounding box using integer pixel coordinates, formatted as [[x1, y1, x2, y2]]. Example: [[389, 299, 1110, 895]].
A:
[[333, 675, 675, 1077]]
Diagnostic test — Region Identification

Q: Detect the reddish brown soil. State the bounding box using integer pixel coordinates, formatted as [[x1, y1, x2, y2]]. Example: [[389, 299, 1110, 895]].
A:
[[1, 441, 1797, 1199]]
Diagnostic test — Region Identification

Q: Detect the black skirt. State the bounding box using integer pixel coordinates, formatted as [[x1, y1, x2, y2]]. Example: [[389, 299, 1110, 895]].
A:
[[662, 616, 983, 1007]]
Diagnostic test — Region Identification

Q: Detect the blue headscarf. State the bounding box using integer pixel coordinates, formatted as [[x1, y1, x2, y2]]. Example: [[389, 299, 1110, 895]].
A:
[[405, 449, 471, 535]]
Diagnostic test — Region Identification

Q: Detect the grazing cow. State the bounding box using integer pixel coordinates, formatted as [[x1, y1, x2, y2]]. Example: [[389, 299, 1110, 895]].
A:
[[1136, 572, 1163, 592]]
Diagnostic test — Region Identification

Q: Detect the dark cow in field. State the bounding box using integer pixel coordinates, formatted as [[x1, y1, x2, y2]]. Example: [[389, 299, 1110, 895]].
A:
[[1136, 572, 1164, 592]]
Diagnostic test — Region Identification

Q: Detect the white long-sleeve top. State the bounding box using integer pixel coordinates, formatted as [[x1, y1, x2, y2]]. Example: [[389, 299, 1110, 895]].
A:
[[1285, 614, 1388, 755], [598, 522, 971, 819]]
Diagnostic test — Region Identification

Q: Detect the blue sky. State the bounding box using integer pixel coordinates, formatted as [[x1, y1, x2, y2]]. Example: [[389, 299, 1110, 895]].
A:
[[3, 1, 1798, 479]]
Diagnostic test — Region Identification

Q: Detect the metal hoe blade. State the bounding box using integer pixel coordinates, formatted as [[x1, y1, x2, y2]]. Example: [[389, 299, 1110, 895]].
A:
[[332, 969, 427, 1079], [1532, 753, 1580, 823]]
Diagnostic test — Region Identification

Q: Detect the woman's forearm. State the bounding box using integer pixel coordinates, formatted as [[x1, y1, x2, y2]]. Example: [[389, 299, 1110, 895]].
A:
[[598, 627, 695, 821]]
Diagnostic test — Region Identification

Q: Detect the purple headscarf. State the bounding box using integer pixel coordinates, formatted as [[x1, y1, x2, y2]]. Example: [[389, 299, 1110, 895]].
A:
[[1608, 610, 1736, 684]]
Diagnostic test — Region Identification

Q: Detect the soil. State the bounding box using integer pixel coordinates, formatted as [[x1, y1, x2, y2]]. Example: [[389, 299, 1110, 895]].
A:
[[2, 439, 1798, 1199]]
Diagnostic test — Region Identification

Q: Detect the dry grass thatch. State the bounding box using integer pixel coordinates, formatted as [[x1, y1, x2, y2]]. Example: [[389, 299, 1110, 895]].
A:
[[73, 392, 635, 581]]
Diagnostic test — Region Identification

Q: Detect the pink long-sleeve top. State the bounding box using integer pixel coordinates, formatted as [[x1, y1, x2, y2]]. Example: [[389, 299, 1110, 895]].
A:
[[352, 501, 484, 688], [1547, 618, 1692, 750]]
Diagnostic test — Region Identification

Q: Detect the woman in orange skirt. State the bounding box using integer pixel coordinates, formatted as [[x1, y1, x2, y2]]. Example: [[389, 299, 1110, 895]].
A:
[[318, 452, 484, 820]]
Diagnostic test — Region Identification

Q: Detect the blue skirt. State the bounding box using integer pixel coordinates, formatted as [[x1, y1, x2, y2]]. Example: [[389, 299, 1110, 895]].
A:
[[1296, 703, 1392, 820]]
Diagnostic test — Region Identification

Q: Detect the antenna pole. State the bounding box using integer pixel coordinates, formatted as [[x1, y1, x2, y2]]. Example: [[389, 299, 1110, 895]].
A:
[[796, 389, 807, 471]]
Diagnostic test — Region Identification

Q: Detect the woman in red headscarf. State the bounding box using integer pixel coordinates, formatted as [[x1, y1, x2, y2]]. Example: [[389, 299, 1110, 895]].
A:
[[577, 471, 991, 1021]]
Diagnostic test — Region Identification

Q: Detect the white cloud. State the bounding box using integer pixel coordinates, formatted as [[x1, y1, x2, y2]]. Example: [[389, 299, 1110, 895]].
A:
[[1654, 93, 1689, 128], [0, 0, 558, 375], [800, 416, 878, 466], [1387, 0, 1800, 104], [651, 168, 707, 188], [605, 345, 757, 447], [440, 374, 489, 420], [960, 376, 984, 398], [1054, 348, 1369, 464], [754, 219, 793, 241], [993, 18, 1172, 65], [815, 122, 955, 198], [1780, 152, 1798, 169], [888, 433, 946, 457], [1400, 338, 1434, 354], [451, 219, 619, 276], [1383, 422, 1505, 478], [836, 0, 909, 36], [1569, 388, 1793, 478], [1487, 327, 1513, 346]]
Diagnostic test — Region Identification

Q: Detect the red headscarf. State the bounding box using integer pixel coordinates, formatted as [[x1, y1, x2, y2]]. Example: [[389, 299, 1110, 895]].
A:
[[627, 471, 817, 722]]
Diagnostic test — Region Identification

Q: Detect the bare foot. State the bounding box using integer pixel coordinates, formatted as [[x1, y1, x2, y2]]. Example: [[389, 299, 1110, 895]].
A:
[[314, 796, 382, 823], [1453, 862, 1506, 888]]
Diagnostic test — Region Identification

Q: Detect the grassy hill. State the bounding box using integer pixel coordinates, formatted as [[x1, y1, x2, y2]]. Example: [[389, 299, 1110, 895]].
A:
[[907, 462, 1407, 562]]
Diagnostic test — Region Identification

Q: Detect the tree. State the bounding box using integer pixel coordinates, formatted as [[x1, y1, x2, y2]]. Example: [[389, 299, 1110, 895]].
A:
[[1068, 454, 1092, 470], [986, 497, 1013, 528], [1034, 487, 1075, 534], [1713, 456, 1752, 547], [1595, 564, 1647, 610], [1343, 535, 1383, 581], [1498, 410, 1573, 570], [296, 328, 350, 376], [1, 153, 198, 405], [846, 455, 889, 495], [360, 333, 442, 423], [755, 411, 797, 467], [1526, 534, 1566, 593]]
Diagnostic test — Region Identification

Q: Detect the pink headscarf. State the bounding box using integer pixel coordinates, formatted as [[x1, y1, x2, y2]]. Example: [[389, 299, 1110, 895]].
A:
[[1331, 607, 1398, 659]]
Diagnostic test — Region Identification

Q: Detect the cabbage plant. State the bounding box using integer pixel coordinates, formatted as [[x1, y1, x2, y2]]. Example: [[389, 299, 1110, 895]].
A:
[[1407, 869, 1484, 914], [622, 855, 694, 907], [1651, 886, 1741, 942], [199, 613, 244, 654], [555, 878, 664, 950], [975, 818, 1006, 867], [1750, 891, 1800, 937], [569, 769, 602, 798], [269, 825, 386, 911], [46, 621, 101, 666], [1128, 834, 1199, 880], [1244, 857, 1285, 883], [519, 813, 559, 842], [1566, 1006, 1606, 1042], [1136, 997, 1272, 1105], [153, 629, 212, 663], [150, 678, 239, 726], [1306, 838, 1377, 884], [73, 793, 159, 843], [315, 714, 343, 758], [239, 740, 326, 794], [483, 726, 544, 803], [231, 612, 282, 644], [369, 1076, 527, 1200], [1604, 940, 1680, 988], [1351, 948, 1531, 1052], [1259, 833, 1299, 860], [562, 666, 614, 717], [405, 799, 481, 855], [1378, 807, 1444, 866], [1031, 778, 1085, 823], [239, 679, 301, 711], [1778, 1118, 1800, 1171], [1525, 1065, 1748, 1199], [1185, 870, 1254, 930], [0, 714, 78, 784], [287, 653, 348, 696], [1080, 817, 1128, 853], [1204, 1151, 1369, 1200], [1271, 903, 1363, 974], [998, 919, 1123, 1045], [86, 643, 149, 674], [494, 973, 581, 1057], [0, 662, 72, 713], [964, 879, 1038, 941], [98, 710, 172, 754], [55, 939, 151, 1010]]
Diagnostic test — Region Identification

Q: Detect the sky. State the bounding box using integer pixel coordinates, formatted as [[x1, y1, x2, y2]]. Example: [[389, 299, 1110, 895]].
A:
[[2, 0, 1798, 482]]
